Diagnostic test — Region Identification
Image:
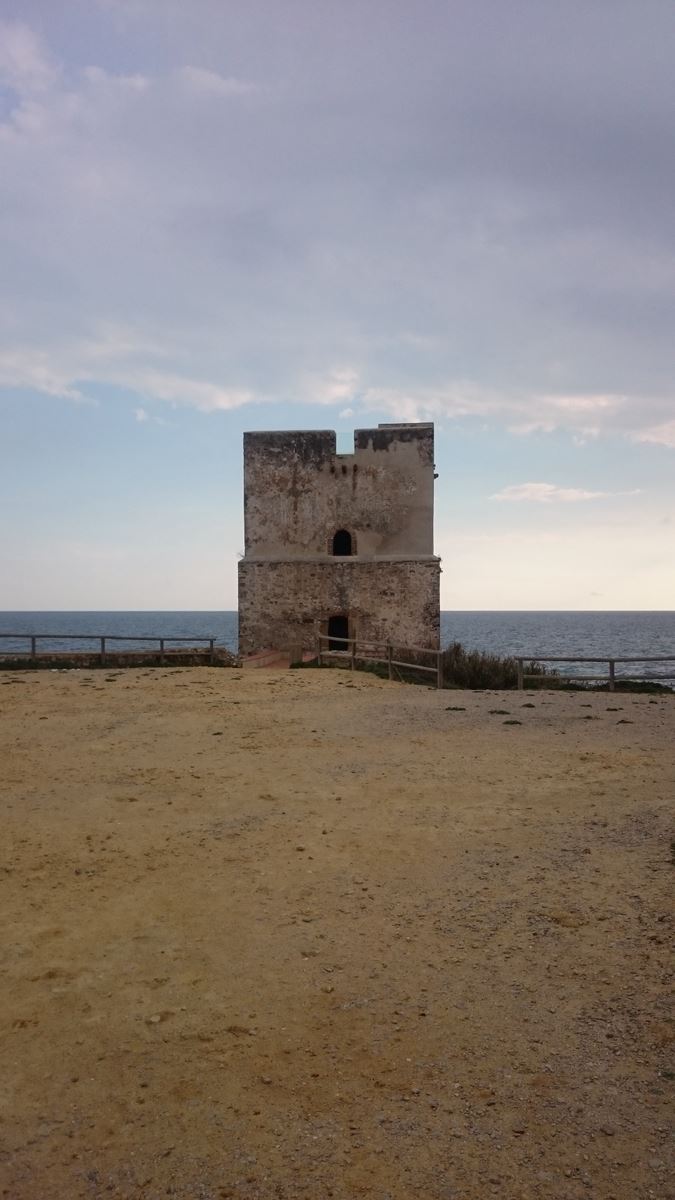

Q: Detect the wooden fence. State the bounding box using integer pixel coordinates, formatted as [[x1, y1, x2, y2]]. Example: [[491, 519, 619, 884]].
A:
[[517, 655, 675, 691], [0, 632, 217, 666], [317, 640, 674, 692], [317, 633, 443, 688], [3, 632, 672, 689]]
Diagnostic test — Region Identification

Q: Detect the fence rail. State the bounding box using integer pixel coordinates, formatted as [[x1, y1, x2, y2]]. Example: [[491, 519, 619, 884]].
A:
[[516, 655, 675, 691], [3, 632, 672, 689], [0, 632, 217, 666], [317, 634, 443, 688], [317, 640, 674, 692]]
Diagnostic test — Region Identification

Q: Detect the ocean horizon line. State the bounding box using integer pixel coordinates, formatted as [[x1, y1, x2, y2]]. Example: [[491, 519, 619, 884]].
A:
[[2, 608, 674, 615]]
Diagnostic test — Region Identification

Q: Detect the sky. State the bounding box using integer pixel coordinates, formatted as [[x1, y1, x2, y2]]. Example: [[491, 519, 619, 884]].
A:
[[1, 0, 674, 610]]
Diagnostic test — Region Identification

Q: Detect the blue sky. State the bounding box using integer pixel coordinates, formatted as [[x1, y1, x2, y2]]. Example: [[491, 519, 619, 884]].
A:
[[1, 0, 674, 609]]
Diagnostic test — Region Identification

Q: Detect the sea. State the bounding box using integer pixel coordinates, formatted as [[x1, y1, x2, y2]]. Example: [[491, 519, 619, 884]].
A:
[[1, 611, 674, 683]]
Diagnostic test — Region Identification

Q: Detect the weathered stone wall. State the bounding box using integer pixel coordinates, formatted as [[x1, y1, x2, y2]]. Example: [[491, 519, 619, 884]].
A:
[[238, 422, 441, 655], [238, 559, 440, 655], [243, 424, 434, 558]]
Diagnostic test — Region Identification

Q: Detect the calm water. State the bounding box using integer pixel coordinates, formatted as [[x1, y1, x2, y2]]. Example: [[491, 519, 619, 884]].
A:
[[1, 611, 674, 681]]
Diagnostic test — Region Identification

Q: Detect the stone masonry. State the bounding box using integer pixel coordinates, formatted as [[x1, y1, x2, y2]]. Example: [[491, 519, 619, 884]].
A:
[[237, 423, 441, 655]]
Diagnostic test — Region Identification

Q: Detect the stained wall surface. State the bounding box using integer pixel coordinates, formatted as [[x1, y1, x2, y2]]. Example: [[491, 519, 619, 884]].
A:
[[238, 559, 440, 654], [243, 424, 434, 558], [238, 423, 441, 655]]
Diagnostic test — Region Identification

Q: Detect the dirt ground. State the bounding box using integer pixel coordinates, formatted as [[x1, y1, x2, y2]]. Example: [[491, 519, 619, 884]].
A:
[[1, 667, 673, 1200]]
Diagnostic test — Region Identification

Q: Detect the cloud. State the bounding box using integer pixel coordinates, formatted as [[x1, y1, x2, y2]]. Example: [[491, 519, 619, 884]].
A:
[[133, 403, 168, 425], [308, 367, 360, 407], [0, 348, 88, 402], [177, 66, 256, 97], [0, 336, 255, 411], [1, 4, 675, 442], [353, 382, 667, 447], [126, 370, 255, 412], [0, 20, 58, 94], [632, 420, 675, 449], [83, 65, 149, 92], [491, 483, 641, 503], [506, 394, 624, 437]]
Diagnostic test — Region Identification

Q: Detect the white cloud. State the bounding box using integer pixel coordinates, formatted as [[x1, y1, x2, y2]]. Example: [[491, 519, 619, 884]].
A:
[[177, 66, 256, 97], [633, 420, 675, 449], [126, 370, 255, 412], [354, 384, 675, 447], [133, 404, 168, 425], [83, 65, 150, 92], [491, 482, 641, 503], [359, 381, 499, 423], [0, 348, 88, 402], [308, 367, 360, 407], [0, 20, 58, 95], [0, 334, 256, 411]]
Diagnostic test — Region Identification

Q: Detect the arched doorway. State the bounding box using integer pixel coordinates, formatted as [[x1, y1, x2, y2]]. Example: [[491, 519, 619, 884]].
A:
[[328, 614, 349, 650], [332, 529, 353, 556]]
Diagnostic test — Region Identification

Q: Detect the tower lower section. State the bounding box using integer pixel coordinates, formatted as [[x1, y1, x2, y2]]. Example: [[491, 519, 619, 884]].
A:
[[238, 558, 440, 656]]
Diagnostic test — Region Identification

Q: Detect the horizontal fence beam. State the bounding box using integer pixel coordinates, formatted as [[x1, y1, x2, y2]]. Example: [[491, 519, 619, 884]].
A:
[[391, 643, 439, 657], [523, 673, 675, 683], [524, 673, 613, 683], [317, 634, 438, 657], [0, 633, 216, 643], [317, 635, 442, 687], [518, 653, 674, 691], [514, 657, 672, 667], [0, 633, 218, 667], [390, 659, 437, 673]]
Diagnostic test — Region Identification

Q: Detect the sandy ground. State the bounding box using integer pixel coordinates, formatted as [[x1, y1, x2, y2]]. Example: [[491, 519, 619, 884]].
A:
[[1, 666, 673, 1200]]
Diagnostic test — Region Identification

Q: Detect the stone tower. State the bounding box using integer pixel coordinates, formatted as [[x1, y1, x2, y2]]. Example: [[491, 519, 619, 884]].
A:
[[237, 422, 440, 656]]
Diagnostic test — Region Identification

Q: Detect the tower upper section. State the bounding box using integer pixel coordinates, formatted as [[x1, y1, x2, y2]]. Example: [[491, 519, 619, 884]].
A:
[[242, 422, 435, 559]]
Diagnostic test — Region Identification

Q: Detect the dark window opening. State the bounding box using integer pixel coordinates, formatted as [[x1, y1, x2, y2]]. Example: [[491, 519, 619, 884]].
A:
[[332, 528, 353, 556], [328, 614, 349, 650]]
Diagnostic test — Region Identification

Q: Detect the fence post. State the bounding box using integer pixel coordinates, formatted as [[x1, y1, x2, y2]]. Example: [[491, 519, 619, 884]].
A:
[[209, 638, 215, 666], [436, 650, 443, 690], [517, 659, 524, 690], [609, 660, 615, 692], [387, 644, 393, 681], [30, 636, 36, 660], [350, 638, 356, 673], [159, 638, 164, 665], [100, 637, 106, 666]]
